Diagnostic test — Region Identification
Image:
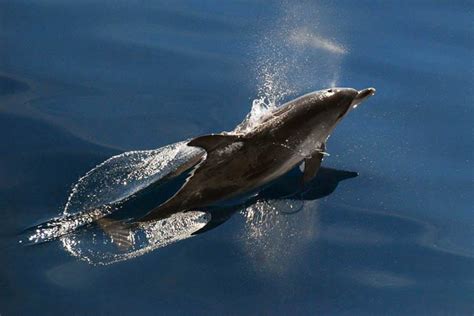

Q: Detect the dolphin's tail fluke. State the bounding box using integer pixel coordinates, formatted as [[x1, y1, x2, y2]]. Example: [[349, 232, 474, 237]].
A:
[[97, 218, 137, 251]]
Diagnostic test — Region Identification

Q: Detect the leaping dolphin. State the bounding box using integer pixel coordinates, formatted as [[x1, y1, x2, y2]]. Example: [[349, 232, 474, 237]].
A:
[[135, 87, 376, 223], [27, 87, 375, 247]]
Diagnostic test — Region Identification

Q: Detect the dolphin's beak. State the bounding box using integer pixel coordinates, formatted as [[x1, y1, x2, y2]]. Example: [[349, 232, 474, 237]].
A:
[[351, 87, 376, 108]]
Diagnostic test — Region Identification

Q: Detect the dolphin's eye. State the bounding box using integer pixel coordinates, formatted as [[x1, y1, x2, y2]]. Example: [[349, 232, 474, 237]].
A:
[[327, 89, 333, 93]]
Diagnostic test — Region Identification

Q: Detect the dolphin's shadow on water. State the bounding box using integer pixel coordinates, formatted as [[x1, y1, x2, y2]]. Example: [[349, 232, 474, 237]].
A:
[[199, 167, 358, 234], [112, 166, 358, 236]]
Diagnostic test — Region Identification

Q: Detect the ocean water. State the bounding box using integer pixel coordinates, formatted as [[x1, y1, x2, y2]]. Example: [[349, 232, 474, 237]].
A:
[[1, 1, 473, 315]]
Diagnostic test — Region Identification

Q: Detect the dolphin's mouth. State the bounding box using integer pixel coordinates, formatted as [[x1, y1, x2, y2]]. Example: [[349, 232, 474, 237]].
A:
[[351, 87, 376, 108]]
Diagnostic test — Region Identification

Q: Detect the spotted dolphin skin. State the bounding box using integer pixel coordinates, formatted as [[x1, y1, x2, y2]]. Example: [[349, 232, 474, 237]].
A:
[[137, 87, 376, 222]]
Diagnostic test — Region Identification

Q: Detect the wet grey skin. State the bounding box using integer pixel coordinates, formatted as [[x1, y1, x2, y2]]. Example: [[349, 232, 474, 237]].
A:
[[138, 87, 376, 222]]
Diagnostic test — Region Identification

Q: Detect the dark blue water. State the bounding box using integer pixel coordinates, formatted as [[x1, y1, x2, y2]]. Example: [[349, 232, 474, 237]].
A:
[[1, 1, 473, 315]]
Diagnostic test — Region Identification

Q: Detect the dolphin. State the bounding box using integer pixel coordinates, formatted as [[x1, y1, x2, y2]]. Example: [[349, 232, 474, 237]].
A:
[[27, 87, 375, 247], [135, 87, 376, 223]]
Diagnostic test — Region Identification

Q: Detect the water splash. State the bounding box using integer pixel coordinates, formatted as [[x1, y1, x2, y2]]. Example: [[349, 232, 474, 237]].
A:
[[64, 141, 202, 215], [61, 211, 210, 265], [25, 141, 208, 264], [27, 205, 116, 244], [233, 97, 276, 134]]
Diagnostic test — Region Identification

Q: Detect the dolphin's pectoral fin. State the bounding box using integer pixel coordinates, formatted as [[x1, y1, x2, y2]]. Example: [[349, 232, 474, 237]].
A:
[[303, 144, 326, 184], [303, 154, 323, 184], [188, 134, 243, 152]]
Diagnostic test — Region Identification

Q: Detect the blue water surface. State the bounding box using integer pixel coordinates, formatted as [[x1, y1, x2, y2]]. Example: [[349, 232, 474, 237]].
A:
[[1, 1, 473, 315]]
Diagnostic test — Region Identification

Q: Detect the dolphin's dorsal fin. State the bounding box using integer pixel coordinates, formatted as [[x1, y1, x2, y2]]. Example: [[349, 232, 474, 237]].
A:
[[188, 134, 242, 152], [303, 143, 326, 184]]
